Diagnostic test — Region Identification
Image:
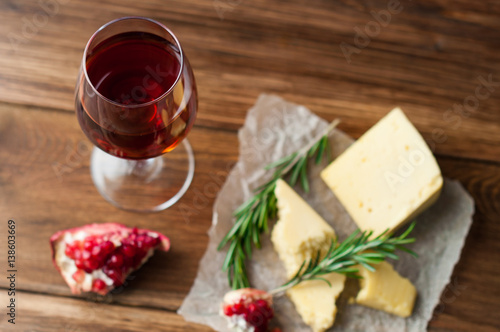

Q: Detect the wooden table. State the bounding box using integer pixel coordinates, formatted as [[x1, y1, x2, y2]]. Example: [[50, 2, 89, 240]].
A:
[[0, 0, 499, 331]]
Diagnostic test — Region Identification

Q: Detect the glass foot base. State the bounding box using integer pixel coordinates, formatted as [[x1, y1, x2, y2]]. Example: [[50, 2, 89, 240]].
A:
[[90, 140, 195, 212]]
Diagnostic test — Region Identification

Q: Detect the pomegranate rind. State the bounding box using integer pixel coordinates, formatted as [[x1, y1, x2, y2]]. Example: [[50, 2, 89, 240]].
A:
[[50, 223, 170, 295], [222, 288, 273, 307]]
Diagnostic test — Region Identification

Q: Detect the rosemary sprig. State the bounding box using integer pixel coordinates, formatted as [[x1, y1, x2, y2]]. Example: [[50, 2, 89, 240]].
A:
[[218, 120, 341, 290], [269, 222, 417, 295]]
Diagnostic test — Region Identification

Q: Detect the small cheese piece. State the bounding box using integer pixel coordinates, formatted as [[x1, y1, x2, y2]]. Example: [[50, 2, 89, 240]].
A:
[[271, 179, 346, 332], [321, 107, 443, 237], [271, 179, 336, 278], [355, 261, 417, 317], [287, 273, 346, 332]]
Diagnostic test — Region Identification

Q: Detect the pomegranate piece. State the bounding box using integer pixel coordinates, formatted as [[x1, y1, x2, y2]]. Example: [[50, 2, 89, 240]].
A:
[[50, 223, 169, 295], [221, 288, 274, 332]]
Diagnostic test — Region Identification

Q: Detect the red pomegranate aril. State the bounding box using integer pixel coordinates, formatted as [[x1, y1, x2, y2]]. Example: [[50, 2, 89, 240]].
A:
[[248, 303, 257, 313], [101, 241, 114, 254], [108, 254, 124, 268], [92, 279, 107, 292], [221, 288, 274, 332], [65, 245, 76, 258], [122, 244, 136, 257], [51, 223, 170, 295], [144, 236, 158, 247], [255, 299, 268, 309], [91, 245, 102, 257], [82, 250, 92, 260], [83, 238, 94, 250], [73, 250, 82, 260], [232, 302, 244, 315], [86, 259, 101, 270], [123, 255, 134, 269], [255, 299, 273, 318], [223, 305, 233, 316], [104, 268, 123, 286], [75, 259, 86, 270]]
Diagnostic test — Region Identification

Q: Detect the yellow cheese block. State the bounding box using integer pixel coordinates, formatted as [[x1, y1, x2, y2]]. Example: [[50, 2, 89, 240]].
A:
[[271, 179, 346, 331], [271, 179, 336, 278], [355, 261, 417, 317], [287, 273, 346, 332], [321, 107, 443, 237]]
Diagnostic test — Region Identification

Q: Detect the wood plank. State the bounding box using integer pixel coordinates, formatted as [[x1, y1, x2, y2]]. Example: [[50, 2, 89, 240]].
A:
[[428, 156, 500, 331], [0, 0, 499, 162], [0, 103, 498, 331], [0, 291, 212, 331], [0, 102, 236, 311]]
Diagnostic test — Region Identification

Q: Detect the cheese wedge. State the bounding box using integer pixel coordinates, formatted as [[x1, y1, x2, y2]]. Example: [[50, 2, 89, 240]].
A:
[[271, 179, 336, 277], [287, 273, 346, 332], [271, 179, 346, 332], [321, 107, 442, 237], [355, 261, 417, 317]]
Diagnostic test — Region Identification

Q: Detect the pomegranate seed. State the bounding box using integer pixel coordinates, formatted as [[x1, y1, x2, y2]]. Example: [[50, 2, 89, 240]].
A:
[[122, 255, 134, 269], [65, 245, 75, 258], [75, 259, 85, 270], [104, 268, 123, 286], [73, 249, 82, 260], [223, 305, 233, 316], [232, 302, 245, 315], [248, 303, 257, 314], [83, 238, 94, 250], [72, 270, 85, 283], [101, 241, 114, 254], [246, 303, 268, 329], [132, 227, 139, 234], [144, 236, 158, 248], [92, 279, 107, 292], [108, 254, 124, 268], [122, 244, 136, 257], [86, 259, 100, 271], [91, 246, 102, 257], [82, 250, 91, 260], [255, 299, 268, 308]]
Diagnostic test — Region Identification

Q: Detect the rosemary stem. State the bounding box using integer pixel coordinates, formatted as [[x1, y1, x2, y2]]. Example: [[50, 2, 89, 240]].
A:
[[268, 222, 417, 296], [280, 119, 340, 175]]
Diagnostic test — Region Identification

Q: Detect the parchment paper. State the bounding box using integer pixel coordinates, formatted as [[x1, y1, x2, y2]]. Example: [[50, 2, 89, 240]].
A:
[[178, 94, 475, 332]]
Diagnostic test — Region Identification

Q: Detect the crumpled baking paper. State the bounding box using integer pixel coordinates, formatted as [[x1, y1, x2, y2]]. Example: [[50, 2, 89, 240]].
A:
[[178, 94, 475, 332]]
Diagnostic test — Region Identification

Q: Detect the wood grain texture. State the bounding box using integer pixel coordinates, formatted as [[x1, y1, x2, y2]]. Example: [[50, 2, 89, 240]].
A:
[[0, 291, 213, 331], [0, 104, 498, 331], [0, 0, 499, 162]]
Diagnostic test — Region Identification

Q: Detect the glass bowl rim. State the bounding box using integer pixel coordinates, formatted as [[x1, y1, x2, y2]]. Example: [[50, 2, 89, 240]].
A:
[[81, 16, 185, 109]]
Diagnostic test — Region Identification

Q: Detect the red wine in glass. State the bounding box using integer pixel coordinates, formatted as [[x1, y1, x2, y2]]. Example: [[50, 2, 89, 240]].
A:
[[77, 31, 197, 159], [75, 17, 197, 212]]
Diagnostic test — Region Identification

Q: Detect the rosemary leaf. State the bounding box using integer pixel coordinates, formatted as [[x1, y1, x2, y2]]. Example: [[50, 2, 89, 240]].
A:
[[270, 222, 417, 295], [218, 120, 340, 289]]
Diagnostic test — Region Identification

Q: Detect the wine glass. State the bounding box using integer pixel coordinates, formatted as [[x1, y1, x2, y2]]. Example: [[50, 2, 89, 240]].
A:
[[75, 17, 197, 212]]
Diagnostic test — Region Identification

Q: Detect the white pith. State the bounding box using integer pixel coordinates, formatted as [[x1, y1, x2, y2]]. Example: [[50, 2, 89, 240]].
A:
[[223, 313, 255, 332]]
